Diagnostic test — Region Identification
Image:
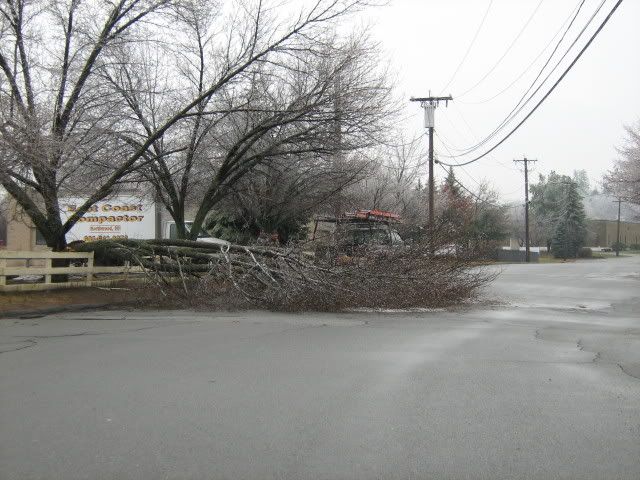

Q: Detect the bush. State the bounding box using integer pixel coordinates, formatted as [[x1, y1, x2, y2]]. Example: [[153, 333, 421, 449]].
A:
[[629, 244, 640, 250], [611, 242, 627, 252], [577, 247, 593, 258]]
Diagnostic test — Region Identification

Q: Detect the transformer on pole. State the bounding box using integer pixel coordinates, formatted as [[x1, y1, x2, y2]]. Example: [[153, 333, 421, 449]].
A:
[[410, 94, 452, 227]]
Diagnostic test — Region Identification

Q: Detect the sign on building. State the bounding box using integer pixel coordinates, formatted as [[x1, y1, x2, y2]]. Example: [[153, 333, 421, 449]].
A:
[[60, 196, 156, 242]]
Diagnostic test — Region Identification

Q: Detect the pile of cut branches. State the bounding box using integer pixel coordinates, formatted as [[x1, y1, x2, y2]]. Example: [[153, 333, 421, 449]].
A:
[[75, 233, 496, 311], [75, 239, 338, 306]]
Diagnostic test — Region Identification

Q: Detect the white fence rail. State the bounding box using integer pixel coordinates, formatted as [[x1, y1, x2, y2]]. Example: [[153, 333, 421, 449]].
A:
[[0, 250, 138, 292]]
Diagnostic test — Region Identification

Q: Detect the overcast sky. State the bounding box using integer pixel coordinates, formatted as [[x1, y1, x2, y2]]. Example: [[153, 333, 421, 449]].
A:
[[362, 0, 639, 202]]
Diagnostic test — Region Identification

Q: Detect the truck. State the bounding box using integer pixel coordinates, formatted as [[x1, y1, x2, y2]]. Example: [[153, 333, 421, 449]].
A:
[[310, 209, 404, 260]]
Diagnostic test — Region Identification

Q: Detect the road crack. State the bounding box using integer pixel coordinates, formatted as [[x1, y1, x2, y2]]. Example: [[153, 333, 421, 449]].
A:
[[14, 332, 104, 339], [617, 363, 640, 381], [0, 338, 37, 354]]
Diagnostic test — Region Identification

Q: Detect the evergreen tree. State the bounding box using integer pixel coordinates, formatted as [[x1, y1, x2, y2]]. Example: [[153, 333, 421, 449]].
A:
[[572, 169, 591, 196], [444, 167, 461, 196], [551, 181, 587, 259], [530, 171, 572, 251]]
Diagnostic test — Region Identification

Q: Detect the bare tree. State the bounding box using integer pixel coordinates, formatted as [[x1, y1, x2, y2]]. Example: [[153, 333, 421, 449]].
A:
[[349, 135, 426, 221], [109, 9, 394, 240], [210, 149, 370, 243], [0, 0, 173, 250], [604, 122, 640, 205], [0, 0, 384, 250]]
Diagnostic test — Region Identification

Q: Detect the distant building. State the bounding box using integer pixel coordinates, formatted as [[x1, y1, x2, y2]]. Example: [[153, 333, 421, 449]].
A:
[[3, 201, 55, 252], [586, 219, 640, 247], [581, 193, 640, 247], [584, 193, 640, 222]]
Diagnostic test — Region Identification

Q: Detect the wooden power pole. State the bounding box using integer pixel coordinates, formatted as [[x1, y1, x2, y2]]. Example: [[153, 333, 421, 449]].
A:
[[410, 94, 452, 226], [613, 198, 624, 256], [514, 157, 537, 262]]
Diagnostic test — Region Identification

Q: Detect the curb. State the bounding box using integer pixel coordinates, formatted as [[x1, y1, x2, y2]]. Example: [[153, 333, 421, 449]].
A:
[[0, 303, 133, 319]]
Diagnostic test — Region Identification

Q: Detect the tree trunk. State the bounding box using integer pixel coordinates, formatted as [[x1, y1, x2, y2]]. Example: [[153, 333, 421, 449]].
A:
[[47, 230, 69, 283], [173, 209, 189, 240]]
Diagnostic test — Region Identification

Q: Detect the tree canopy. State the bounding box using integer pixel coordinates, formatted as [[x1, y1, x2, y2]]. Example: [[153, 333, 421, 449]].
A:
[[529, 171, 588, 256], [0, 0, 390, 250], [551, 180, 587, 259], [604, 122, 640, 205]]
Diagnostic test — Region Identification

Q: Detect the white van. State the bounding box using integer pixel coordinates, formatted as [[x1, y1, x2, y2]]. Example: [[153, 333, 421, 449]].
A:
[[164, 221, 230, 248]]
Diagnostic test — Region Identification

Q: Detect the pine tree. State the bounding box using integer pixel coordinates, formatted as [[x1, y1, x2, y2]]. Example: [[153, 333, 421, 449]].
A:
[[444, 167, 461, 196], [551, 181, 587, 259]]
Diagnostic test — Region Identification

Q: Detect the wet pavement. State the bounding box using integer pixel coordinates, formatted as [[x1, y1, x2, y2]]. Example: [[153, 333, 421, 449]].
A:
[[1, 256, 639, 479]]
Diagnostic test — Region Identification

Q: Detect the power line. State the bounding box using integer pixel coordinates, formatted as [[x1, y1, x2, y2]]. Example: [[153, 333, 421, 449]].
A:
[[444, 0, 605, 158], [436, 108, 520, 173], [436, 0, 624, 168], [437, 162, 508, 209], [440, 0, 494, 93], [438, 163, 484, 202], [439, 103, 518, 165], [459, 0, 587, 106], [435, 145, 523, 199], [451, 0, 604, 156], [434, 131, 483, 186], [456, 0, 545, 98], [434, 119, 478, 175]]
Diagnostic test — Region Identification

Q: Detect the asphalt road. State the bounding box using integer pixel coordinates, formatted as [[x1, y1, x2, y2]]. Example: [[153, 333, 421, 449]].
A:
[[1, 256, 639, 480]]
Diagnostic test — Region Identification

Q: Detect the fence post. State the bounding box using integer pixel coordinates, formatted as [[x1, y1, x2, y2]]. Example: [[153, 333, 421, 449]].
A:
[[86, 252, 94, 286], [0, 257, 6, 287], [44, 257, 52, 285]]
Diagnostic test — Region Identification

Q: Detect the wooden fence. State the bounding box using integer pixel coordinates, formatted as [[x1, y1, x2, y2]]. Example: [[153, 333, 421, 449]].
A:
[[0, 250, 139, 292]]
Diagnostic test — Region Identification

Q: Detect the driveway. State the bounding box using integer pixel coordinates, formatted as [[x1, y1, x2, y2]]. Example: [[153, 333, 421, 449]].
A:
[[1, 256, 639, 479]]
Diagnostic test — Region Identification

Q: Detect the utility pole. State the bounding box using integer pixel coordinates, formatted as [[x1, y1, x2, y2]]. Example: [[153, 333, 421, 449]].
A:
[[613, 198, 624, 256], [514, 157, 537, 262], [410, 94, 452, 226]]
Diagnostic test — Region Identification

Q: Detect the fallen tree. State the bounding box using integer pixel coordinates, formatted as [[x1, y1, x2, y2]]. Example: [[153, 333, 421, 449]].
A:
[[74, 227, 496, 311]]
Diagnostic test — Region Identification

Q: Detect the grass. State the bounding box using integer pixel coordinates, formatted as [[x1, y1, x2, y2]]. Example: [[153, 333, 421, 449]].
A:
[[0, 286, 136, 315], [536, 251, 634, 262], [596, 251, 639, 258], [538, 255, 571, 263]]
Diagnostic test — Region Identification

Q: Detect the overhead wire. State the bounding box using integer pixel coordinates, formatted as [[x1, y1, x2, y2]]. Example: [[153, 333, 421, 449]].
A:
[[459, 0, 587, 105], [435, 132, 523, 198], [434, 131, 482, 186], [456, 0, 545, 99], [440, 0, 494, 93], [442, 0, 607, 158], [436, 162, 519, 209], [438, 105, 520, 173], [436, 0, 623, 167]]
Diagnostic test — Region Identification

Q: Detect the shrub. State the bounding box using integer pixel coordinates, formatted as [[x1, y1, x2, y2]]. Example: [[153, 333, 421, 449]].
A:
[[577, 247, 593, 258], [611, 242, 627, 252]]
